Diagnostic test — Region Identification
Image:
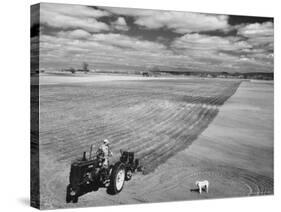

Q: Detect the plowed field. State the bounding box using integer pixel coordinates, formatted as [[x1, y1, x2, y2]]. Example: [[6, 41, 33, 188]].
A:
[[38, 76, 243, 208]]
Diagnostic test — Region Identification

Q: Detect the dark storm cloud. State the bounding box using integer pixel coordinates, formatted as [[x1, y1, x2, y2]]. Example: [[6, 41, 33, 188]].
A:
[[228, 15, 273, 26]]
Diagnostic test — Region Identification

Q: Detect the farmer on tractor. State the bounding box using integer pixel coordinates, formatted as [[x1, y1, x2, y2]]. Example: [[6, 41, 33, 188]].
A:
[[66, 139, 142, 203], [96, 139, 113, 169]]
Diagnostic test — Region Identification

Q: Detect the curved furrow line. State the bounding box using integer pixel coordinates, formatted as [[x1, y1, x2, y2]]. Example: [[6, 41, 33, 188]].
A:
[[102, 105, 168, 138], [233, 170, 273, 195], [42, 95, 200, 150], [154, 100, 219, 152], [142, 101, 222, 168], [42, 92, 150, 124], [106, 102, 183, 150], [89, 92, 159, 111], [41, 100, 156, 151], [40, 123, 107, 145], [45, 100, 215, 161], [40, 127, 75, 139], [41, 81, 242, 170], [57, 132, 131, 161], [143, 133, 201, 173], [243, 175, 260, 195], [93, 95, 145, 111], [93, 99, 164, 133], [55, 104, 164, 158], [242, 174, 273, 195], [140, 105, 202, 150], [122, 104, 199, 154], [140, 109, 205, 161], [119, 97, 204, 152], [120, 87, 230, 160], [141, 107, 219, 172], [57, 104, 215, 162], [162, 104, 203, 136], [183, 106, 215, 132], [135, 105, 204, 161], [116, 105, 192, 152], [54, 102, 165, 160], [40, 129, 99, 152], [258, 177, 273, 194]]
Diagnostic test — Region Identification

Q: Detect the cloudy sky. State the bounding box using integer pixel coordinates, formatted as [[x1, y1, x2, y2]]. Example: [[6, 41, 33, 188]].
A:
[[32, 3, 274, 73]]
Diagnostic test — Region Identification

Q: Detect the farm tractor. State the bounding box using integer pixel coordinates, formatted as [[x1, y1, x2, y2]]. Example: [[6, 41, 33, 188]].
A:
[[66, 145, 141, 203]]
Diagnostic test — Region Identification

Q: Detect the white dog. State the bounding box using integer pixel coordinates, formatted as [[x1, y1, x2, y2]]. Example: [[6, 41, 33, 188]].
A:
[[195, 180, 209, 194]]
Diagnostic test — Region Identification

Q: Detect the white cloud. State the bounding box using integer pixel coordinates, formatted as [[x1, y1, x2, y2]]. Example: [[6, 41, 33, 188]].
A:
[[39, 32, 172, 70], [111, 17, 129, 31], [103, 7, 229, 33], [40, 30, 273, 73], [40, 3, 110, 32], [238, 22, 273, 37], [170, 32, 274, 72], [90, 33, 166, 52], [38, 4, 274, 73], [172, 33, 251, 54], [57, 29, 91, 39], [237, 22, 274, 48], [136, 12, 228, 33], [41, 3, 110, 18], [237, 22, 273, 65]]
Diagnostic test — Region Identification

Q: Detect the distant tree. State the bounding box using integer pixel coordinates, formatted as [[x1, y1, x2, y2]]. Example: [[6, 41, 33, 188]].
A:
[[149, 66, 161, 72], [142, 72, 149, 77], [148, 66, 162, 77], [82, 62, 89, 73], [69, 67, 75, 74]]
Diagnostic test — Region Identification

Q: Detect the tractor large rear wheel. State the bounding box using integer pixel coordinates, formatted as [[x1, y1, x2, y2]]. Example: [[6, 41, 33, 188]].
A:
[[107, 162, 125, 194]]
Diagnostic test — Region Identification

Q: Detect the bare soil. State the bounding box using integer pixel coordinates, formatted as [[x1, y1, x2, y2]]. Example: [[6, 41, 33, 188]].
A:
[[37, 74, 273, 209]]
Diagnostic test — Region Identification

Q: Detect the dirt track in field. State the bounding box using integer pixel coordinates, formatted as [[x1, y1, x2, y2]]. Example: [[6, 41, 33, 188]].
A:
[[37, 74, 273, 209]]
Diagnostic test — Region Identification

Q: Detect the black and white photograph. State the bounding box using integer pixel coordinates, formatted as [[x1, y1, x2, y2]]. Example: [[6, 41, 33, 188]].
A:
[[30, 2, 274, 210]]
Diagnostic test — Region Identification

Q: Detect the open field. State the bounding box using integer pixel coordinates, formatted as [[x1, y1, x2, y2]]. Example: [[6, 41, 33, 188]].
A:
[[37, 74, 273, 209], [37, 72, 178, 85]]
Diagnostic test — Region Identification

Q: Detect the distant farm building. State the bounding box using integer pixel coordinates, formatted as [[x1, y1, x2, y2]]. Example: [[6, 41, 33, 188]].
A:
[[142, 71, 150, 77], [61, 62, 90, 74]]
